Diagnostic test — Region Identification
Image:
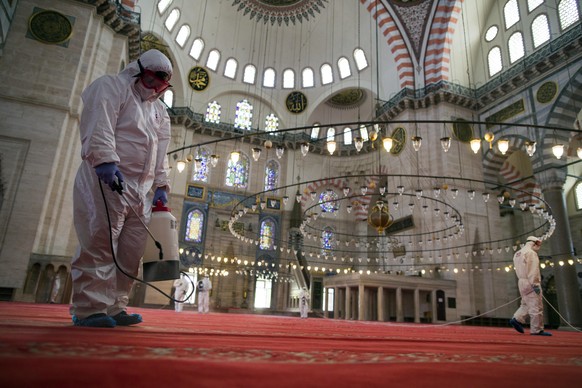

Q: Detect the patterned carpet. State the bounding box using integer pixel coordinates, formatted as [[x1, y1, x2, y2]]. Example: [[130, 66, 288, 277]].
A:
[[0, 302, 580, 387]]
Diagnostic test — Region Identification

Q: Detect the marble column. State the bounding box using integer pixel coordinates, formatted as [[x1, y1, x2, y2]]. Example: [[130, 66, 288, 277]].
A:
[[431, 289, 437, 323], [358, 284, 365, 321], [396, 287, 403, 322], [537, 169, 582, 326], [345, 286, 351, 320], [414, 288, 420, 323], [333, 287, 339, 320], [324, 287, 328, 318], [378, 286, 384, 322]]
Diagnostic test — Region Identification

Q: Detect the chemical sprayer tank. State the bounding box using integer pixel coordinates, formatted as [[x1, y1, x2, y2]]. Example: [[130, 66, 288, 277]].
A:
[[142, 201, 180, 282]]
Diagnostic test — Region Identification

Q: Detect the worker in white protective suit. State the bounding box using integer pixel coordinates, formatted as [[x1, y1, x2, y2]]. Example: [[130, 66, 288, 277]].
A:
[[509, 236, 552, 336], [197, 275, 212, 313], [173, 276, 188, 312], [299, 287, 310, 319], [70, 49, 173, 328]]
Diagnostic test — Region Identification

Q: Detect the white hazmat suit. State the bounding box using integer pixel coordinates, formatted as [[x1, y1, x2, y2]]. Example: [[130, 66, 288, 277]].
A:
[[197, 276, 212, 313], [511, 236, 551, 335], [70, 50, 172, 326], [173, 277, 188, 312], [299, 287, 310, 319]]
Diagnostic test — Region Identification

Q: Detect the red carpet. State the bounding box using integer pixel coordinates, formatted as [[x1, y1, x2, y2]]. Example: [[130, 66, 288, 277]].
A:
[[0, 302, 580, 387]]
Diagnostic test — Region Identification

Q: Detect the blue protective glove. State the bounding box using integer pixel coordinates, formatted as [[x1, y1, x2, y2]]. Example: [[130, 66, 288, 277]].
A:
[[153, 187, 168, 205], [95, 162, 124, 191], [532, 285, 541, 295]]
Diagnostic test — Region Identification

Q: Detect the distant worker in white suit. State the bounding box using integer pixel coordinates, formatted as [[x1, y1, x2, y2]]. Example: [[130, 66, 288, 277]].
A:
[[299, 287, 310, 319], [509, 236, 552, 336], [173, 276, 188, 312], [197, 275, 212, 313]]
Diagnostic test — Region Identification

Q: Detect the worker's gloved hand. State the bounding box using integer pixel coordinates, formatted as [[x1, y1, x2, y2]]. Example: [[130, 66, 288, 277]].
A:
[[532, 285, 541, 295], [95, 163, 124, 191], [153, 187, 168, 205]]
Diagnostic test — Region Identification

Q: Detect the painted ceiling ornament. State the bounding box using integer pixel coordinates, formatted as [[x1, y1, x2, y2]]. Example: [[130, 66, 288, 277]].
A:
[[325, 88, 366, 110], [231, 0, 329, 26], [387, 0, 433, 61]]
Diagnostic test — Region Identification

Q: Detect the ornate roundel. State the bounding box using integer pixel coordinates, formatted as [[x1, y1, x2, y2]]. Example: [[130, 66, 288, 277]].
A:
[[286, 91, 308, 114], [390, 127, 407, 155], [452, 119, 473, 143], [28, 10, 73, 45], [536, 82, 558, 104], [188, 66, 210, 91]]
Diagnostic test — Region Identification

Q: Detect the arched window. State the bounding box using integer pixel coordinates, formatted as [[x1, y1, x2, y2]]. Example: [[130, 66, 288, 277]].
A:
[[225, 153, 249, 188], [343, 127, 352, 145], [508, 31, 525, 63], [192, 147, 210, 183], [264, 160, 279, 191], [326, 127, 335, 142], [488, 46, 503, 76], [310, 123, 320, 139], [243, 64, 257, 84], [531, 14, 551, 48], [319, 189, 339, 213], [359, 125, 369, 141], [163, 89, 173, 108], [321, 227, 334, 253], [260, 219, 275, 250], [164, 8, 180, 31], [157, 0, 173, 14], [224, 58, 238, 79], [189, 38, 204, 60], [504, 0, 520, 29], [234, 99, 253, 130], [353, 48, 368, 70], [283, 69, 295, 89], [575, 181, 582, 210], [320, 63, 333, 85], [175, 25, 190, 47], [558, 0, 580, 30], [302, 67, 314, 88], [263, 68, 276, 87], [206, 49, 220, 71], [205, 101, 221, 123], [338, 57, 351, 79], [265, 114, 279, 133], [527, 0, 543, 12], [185, 209, 204, 243]]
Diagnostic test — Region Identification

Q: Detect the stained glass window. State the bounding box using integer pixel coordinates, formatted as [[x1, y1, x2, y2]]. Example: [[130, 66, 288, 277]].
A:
[[234, 99, 253, 130], [192, 148, 210, 182], [185, 209, 203, 242], [260, 219, 275, 250], [225, 153, 249, 188], [319, 190, 339, 213], [265, 114, 279, 133], [264, 160, 279, 191], [205, 101, 221, 123], [321, 228, 334, 253]]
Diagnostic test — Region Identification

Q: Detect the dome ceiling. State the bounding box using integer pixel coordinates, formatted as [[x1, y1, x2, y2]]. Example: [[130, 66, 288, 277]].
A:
[[231, 0, 329, 25]]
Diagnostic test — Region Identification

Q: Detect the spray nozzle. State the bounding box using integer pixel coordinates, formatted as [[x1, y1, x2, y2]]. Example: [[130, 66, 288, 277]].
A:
[[112, 177, 124, 195]]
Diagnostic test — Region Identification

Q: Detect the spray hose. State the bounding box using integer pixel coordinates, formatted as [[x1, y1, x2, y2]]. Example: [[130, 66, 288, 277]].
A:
[[99, 178, 194, 304]]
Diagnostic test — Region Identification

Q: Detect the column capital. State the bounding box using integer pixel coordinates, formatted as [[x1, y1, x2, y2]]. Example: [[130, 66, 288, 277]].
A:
[[534, 168, 566, 191]]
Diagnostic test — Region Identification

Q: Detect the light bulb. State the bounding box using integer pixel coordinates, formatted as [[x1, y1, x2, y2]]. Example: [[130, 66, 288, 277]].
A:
[[577, 147, 582, 159], [210, 154, 219, 167], [354, 137, 363, 152], [176, 160, 186, 173], [412, 136, 422, 151], [497, 139, 509, 155], [440, 137, 451, 152], [552, 144, 564, 159], [300, 142, 309, 157], [525, 141, 536, 157], [327, 140, 336, 155], [343, 187, 350, 196], [251, 147, 261, 161], [230, 151, 240, 163], [276, 145, 285, 159], [470, 138, 481, 154], [194, 158, 203, 171], [382, 137, 393, 152]]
